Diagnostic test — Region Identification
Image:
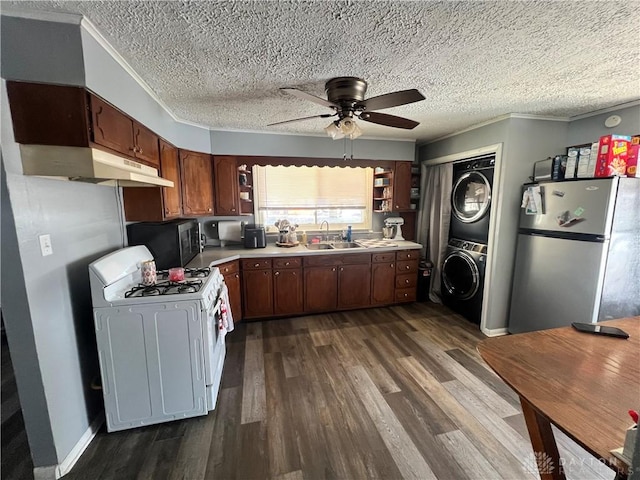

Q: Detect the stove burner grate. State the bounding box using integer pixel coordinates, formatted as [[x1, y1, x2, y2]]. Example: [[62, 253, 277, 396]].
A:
[[124, 279, 204, 298]]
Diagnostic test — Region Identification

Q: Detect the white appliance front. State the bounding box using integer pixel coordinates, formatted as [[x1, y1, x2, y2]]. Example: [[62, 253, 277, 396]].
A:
[[95, 301, 207, 432]]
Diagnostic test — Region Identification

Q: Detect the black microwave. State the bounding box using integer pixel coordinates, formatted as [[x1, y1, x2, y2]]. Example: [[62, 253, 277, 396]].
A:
[[127, 219, 200, 270]]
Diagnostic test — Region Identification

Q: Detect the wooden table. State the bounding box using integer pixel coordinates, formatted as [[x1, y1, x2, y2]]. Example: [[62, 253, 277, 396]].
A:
[[478, 317, 640, 480]]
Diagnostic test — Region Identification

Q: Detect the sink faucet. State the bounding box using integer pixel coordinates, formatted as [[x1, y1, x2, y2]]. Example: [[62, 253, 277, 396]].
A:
[[319, 220, 330, 243]]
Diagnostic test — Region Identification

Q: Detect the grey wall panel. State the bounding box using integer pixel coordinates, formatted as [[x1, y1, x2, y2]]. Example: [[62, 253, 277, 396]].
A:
[[2, 80, 124, 466], [418, 119, 510, 161], [0, 15, 85, 85], [211, 130, 415, 160], [81, 28, 212, 153], [567, 105, 640, 146], [1, 161, 58, 466], [485, 118, 568, 331]]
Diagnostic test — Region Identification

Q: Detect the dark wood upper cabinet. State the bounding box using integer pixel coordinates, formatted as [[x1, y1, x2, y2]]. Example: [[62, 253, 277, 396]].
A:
[[159, 141, 182, 218], [7, 82, 90, 147], [90, 95, 135, 157], [133, 122, 160, 168], [180, 149, 214, 216], [393, 161, 412, 211], [90, 96, 160, 168], [213, 156, 240, 215], [122, 139, 182, 222]]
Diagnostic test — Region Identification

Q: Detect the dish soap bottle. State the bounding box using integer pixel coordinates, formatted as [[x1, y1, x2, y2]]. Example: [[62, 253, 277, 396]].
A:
[[346, 226, 352, 242], [301, 231, 307, 244]]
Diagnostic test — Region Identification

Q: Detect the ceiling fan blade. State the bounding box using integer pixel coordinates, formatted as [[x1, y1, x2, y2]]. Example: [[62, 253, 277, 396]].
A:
[[357, 89, 425, 112], [359, 112, 419, 130], [267, 113, 336, 126], [281, 88, 338, 109]]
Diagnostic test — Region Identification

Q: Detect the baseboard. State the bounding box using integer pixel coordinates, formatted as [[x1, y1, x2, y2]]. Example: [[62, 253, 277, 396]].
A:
[[33, 412, 104, 480], [481, 326, 509, 337]]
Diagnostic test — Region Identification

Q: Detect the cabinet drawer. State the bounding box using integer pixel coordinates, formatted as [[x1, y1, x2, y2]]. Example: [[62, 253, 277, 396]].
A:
[[396, 260, 418, 274], [241, 258, 272, 270], [395, 288, 416, 303], [396, 273, 417, 289], [340, 253, 372, 265], [396, 250, 419, 261], [304, 254, 338, 267], [372, 252, 395, 263], [273, 257, 302, 269], [217, 260, 239, 276]]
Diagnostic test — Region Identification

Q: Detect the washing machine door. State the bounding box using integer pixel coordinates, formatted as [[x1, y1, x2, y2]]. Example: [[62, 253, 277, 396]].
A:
[[442, 250, 480, 300], [451, 171, 492, 223]]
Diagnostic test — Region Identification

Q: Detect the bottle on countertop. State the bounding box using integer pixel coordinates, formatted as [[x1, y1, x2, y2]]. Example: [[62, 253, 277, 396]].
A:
[[301, 231, 307, 244], [346, 226, 352, 242]]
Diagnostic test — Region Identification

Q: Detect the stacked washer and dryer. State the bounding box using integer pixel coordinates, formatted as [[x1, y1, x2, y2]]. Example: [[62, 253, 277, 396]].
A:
[[441, 156, 495, 324]]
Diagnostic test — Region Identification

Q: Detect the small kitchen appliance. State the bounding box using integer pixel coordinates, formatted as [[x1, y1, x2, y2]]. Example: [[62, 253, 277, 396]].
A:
[[89, 245, 234, 432], [127, 218, 200, 270], [244, 224, 267, 248], [384, 217, 405, 241]]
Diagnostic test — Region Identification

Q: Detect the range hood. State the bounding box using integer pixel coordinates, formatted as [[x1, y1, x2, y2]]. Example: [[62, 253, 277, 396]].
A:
[[18, 145, 174, 187]]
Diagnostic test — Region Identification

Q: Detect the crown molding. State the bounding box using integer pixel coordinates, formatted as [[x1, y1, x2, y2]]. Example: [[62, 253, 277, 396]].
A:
[[420, 113, 569, 146], [211, 127, 415, 142], [569, 99, 640, 121]]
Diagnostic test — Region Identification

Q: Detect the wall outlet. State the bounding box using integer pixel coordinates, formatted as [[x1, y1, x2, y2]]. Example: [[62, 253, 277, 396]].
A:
[[39, 234, 53, 256]]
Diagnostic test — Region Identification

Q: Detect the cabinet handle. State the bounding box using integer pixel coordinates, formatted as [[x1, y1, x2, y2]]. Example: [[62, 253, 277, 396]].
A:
[[234, 273, 239, 278], [274, 271, 280, 276], [406, 266, 410, 270], [285, 262, 290, 266], [340, 267, 344, 272], [405, 279, 409, 284], [254, 263, 260, 267], [332, 268, 336, 272], [138, 147, 143, 154], [390, 263, 394, 268], [208, 208, 212, 212], [404, 293, 408, 297], [292, 271, 297, 276], [232, 208, 236, 212]]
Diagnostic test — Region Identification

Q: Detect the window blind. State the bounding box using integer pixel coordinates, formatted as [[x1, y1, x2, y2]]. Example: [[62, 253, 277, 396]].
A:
[[253, 165, 373, 229]]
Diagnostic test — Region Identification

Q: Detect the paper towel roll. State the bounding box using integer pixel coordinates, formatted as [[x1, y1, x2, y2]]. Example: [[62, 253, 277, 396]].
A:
[[218, 221, 244, 247]]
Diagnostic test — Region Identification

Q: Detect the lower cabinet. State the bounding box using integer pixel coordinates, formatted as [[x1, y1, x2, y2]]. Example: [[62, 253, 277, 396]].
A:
[[274, 269, 304, 315], [242, 269, 274, 318], [219, 260, 242, 322], [338, 264, 371, 308], [371, 262, 396, 305], [304, 266, 338, 312], [239, 250, 419, 320]]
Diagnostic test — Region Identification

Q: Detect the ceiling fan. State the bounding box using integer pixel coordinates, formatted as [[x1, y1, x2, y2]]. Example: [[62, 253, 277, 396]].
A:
[[269, 77, 425, 139]]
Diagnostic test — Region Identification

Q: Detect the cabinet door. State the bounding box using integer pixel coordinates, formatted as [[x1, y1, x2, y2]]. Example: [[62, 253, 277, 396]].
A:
[[223, 271, 243, 322], [213, 156, 240, 215], [371, 262, 396, 305], [242, 269, 273, 318], [393, 161, 412, 211], [160, 140, 182, 219], [180, 150, 214, 216], [304, 267, 337, 312], [133, 122, 160, 168], [274, 269, 304, 315], [338, 264, 371, 308], [90, 95, 134, 157]]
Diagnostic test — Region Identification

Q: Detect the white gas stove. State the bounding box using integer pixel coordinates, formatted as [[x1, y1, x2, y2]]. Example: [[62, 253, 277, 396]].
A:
[[89, 246, 233, 432]]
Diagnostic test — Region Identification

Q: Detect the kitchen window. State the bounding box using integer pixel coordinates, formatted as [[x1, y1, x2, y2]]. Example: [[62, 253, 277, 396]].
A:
[[253, 165, 374, 230]]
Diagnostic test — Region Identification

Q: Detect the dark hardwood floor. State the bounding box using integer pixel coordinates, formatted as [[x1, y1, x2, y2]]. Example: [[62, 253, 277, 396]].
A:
[[3, 303, 614, 479]]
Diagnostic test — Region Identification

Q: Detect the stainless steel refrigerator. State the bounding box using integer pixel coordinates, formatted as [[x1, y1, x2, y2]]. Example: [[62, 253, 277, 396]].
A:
[[509, 177, 640, 333]]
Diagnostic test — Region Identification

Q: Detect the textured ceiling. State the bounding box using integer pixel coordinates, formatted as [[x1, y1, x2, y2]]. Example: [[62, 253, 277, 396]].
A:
[[4, 1, 640, 142]]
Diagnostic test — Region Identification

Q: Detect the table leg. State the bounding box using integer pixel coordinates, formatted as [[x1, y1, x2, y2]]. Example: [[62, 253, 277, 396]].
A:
[[520, 397, 566, 480]]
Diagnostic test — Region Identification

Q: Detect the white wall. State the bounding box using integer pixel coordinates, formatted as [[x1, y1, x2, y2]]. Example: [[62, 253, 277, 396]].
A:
[[567, 104, 640, 146]]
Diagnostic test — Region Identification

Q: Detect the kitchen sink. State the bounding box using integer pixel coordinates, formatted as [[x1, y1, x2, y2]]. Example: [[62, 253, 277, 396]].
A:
[[330, 242, 361, 249], [305, 243, 333, 250]]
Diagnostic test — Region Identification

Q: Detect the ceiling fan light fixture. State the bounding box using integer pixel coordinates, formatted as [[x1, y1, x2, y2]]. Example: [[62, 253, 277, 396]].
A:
[[324, 121, 344, 139]]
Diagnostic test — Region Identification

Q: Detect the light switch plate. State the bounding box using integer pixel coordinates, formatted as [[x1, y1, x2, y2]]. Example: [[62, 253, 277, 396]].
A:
[[39, 234, 53, 256]]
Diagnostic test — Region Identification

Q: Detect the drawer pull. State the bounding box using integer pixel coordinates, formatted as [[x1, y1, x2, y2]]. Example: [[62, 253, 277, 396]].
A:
[[406, 266, 410, 270], [405, 279, 409, 284], [274, 271, 280, 276], [285, 261, 290, 266], [390, 263, 394, 268], [254, 263, 260, 267], [404, 293, 408, 297]]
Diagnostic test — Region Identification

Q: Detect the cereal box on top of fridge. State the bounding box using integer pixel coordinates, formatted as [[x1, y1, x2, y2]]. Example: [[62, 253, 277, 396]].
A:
[[627, 136, 640, 177], [595, 134, 631, 177]]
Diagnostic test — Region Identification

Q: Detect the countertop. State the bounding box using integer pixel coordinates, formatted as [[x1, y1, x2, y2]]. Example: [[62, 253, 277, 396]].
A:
[[187, 240, 422, 268]]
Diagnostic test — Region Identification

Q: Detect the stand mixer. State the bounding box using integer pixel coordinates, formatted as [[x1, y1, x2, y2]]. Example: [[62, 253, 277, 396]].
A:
[[383, 217, 405, 241]]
